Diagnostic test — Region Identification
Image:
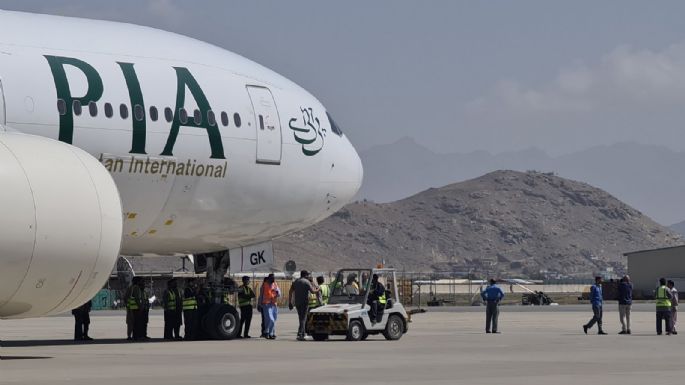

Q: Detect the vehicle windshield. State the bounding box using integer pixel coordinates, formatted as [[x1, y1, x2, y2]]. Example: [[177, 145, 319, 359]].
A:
[[328, 269, 372, 304]]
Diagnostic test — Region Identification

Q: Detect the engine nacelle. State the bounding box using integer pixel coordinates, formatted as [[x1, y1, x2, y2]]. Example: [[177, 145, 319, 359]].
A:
[[0, 132, 122, 318]]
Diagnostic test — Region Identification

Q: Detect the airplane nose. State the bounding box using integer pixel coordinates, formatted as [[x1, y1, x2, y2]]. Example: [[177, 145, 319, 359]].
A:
[[351, 143, 363, 197]]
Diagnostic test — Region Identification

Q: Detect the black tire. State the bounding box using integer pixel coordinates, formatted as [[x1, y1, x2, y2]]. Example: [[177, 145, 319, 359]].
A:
[[346, 320, 364, 341], [361, 331, 369, 341], [382, 314, 404, 340], [203, 304, 240, 340], [312, 333, 329, 341]]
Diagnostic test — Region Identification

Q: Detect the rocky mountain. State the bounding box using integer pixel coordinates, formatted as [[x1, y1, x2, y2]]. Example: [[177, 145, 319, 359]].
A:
[[357, 138, 685, 225], [670, 221, 685, 237], [274, 170, 682, 278]]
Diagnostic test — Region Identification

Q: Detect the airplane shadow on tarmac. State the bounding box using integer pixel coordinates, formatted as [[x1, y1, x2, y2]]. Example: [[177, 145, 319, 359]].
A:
[[0, 355, 52, 360], [1, 338, 171, 348]]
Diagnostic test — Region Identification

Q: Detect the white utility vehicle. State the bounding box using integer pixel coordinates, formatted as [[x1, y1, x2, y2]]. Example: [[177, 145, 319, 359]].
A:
[[306, 268, 409, 341]]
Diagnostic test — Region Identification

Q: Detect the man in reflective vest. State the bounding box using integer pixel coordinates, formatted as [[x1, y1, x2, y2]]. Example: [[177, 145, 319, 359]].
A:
[[129, 277, 147, 341], [368, 274, 386, 325], [317, 276, 330, 306], [163, 278, 183, 340], [183, 279, 199, 340], [238, 276, 256, 339], [656, 277, 674, 335], [668, 280, 679, 335]]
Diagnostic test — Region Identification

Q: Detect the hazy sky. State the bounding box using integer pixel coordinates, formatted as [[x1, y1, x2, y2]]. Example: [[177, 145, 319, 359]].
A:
[[3, 1, 685, 155]]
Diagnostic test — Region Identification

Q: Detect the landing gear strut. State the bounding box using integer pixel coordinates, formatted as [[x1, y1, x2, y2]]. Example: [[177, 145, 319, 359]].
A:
[[194, 250, 241, 340]]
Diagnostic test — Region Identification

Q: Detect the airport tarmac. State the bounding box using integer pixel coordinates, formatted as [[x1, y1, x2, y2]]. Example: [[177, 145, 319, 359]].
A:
[[1, 305, 682, 385]]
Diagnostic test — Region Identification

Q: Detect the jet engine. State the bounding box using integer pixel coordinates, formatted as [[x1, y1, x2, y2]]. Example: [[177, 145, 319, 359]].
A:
[[0, 132, 122, 318]]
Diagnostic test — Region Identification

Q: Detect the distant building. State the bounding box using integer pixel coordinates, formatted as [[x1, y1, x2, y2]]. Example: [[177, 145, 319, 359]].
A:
[[624, 245, 685, 299]]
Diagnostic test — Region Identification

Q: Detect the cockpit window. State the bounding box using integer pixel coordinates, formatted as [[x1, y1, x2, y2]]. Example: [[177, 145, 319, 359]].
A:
[[327, 112, 343, 137]]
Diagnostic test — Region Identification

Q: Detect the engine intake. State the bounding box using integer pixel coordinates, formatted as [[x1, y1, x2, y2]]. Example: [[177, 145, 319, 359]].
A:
[[0, 132, 122, 318]]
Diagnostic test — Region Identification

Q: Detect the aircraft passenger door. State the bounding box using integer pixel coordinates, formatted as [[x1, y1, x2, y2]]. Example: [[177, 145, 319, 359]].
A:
[[246, 86, 281, 165], [0, 79, 6, 128]]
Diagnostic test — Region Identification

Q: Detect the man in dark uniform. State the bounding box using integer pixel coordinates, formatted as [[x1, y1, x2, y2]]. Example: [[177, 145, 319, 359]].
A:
[[163, 278, 183, 340], [237, 276, 256, 338], [183, 279, 199, 340], [129, 277, 147, 341], [368, 274, 386, 324], [72, 300, 93, 341]]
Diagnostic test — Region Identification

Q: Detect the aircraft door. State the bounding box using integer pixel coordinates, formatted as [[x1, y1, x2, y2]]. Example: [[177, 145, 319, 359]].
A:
[[0, 79, 5, 128], [246, 86, 281, 165]]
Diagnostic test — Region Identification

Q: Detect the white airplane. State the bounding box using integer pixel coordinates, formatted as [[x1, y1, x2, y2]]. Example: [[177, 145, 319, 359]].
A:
[[0, 10, 363, 329]]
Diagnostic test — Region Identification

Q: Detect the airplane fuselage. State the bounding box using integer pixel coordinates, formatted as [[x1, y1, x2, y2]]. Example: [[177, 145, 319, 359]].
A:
[[0, 10, 362, 255], [0, 10, 362, 319]]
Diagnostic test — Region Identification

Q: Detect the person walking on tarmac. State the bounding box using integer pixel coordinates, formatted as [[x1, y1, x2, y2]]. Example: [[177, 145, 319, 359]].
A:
[[317, 276, 330, 306], [668, 280, 679, 335], [481, 279, 504, 333], [262, 273, 281, 340], [289, 270, 319, 341], [238, 276, 256, 339], [656, 277, 674, 335], [583, 276, 607, 335], [72, 300, 93, 341], [183, 279, 199, 340], [617, 275, 633, 335], [368, 274, 386, 325], [163, 279, 183, 340]]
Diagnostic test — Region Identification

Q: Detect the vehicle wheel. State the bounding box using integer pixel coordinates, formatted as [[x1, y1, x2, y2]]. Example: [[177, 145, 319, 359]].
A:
[[204, 304, 240, 340], [382, 315, 404, 340], [346, 320, 364, 341], [312, 333, 329, 341]]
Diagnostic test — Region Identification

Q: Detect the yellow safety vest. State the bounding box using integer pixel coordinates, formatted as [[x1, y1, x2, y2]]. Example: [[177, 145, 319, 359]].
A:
[[127, 285, 142, 310], [308, 291, 319, 307], [379, 293, 387, 304], [165, 290, 177, 311], [238, 286, 254, 307], [656, 286, 672, 308], [183, 296, 198, 310], [320, 284, 330, 305]]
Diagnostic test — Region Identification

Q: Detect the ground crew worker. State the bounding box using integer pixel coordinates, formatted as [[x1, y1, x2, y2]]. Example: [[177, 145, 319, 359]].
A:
[[656, 277, 674, 335], [257, 276, 269, 338], [368, 274, 386, 324], [481, 279, 504, 334], [163, 279, 183, 340], [289, 270, 319, 341], [307, 275, 320, 310], [262, 273, 280, 340], [129, 277, 147, 340], [668, 280, 678, 335], [317, 276, 330, 306], [583, 276, 606, 335], [141, 280, 151, 340], [183, 279, 199, 340], [238, 276, 256, 339], [124, 280, 135, 340], [72, 300, 93, 341]]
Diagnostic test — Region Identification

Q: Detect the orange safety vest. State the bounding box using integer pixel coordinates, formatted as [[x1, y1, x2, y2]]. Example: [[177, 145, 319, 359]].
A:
[[262, 282, 280, 304]]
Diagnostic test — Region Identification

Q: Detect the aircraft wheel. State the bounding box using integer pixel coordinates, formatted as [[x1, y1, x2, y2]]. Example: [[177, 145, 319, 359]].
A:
[[204, 304, 240, 340]]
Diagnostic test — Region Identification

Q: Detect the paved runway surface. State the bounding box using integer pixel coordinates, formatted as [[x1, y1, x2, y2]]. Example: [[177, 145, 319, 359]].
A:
[[1, 305, 682, 385]]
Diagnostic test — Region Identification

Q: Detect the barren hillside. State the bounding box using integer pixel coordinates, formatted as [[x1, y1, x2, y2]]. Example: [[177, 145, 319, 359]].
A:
[[274, 170, 682, 278]]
